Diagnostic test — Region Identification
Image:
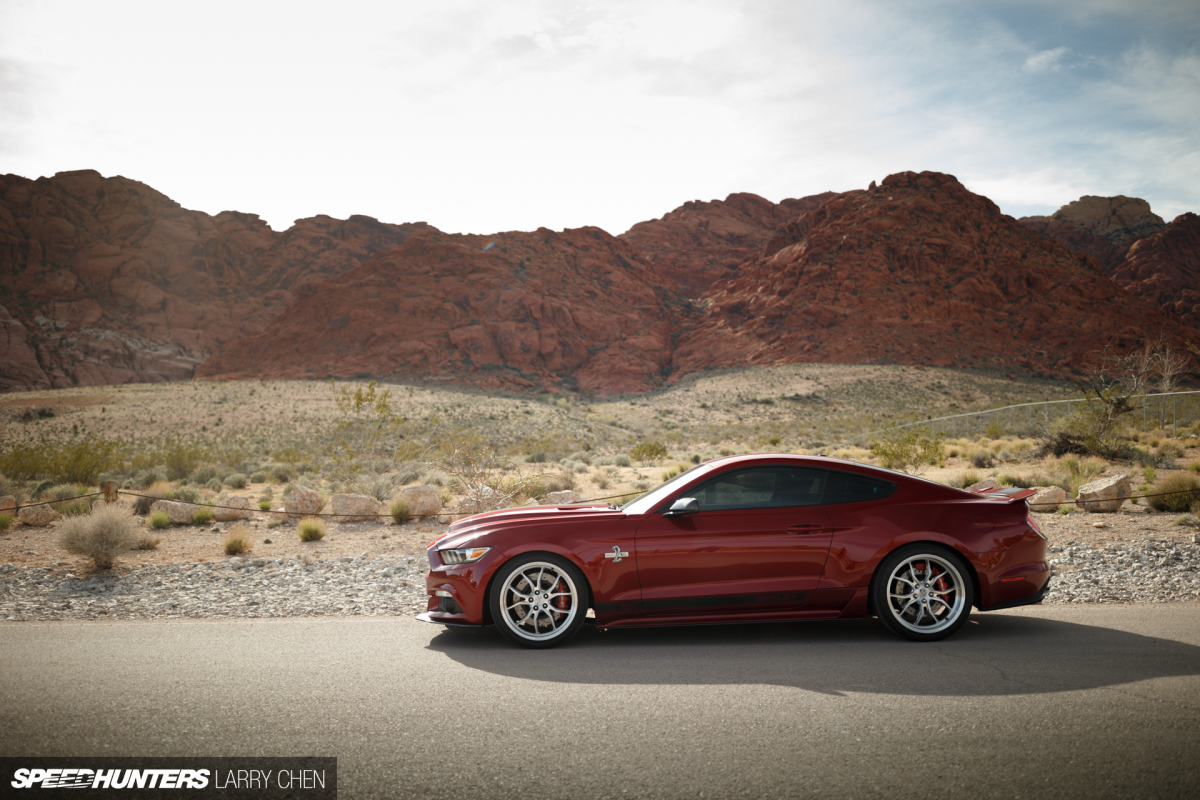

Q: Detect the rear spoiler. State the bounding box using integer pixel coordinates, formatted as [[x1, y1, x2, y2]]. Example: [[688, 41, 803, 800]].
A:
[[972, 486, 1037, 502]]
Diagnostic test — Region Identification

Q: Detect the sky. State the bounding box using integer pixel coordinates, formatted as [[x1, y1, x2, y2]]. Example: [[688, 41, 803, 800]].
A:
[[1, 0, 1198, 235]]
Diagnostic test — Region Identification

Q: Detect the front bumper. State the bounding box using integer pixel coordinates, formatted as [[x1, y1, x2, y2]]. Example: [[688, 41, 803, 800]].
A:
[[421, 547, 504, 625]]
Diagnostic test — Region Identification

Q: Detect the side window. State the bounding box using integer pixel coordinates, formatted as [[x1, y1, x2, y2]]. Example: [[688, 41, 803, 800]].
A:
[[685, 467, 827, 511], [824, 469, 896, 504]]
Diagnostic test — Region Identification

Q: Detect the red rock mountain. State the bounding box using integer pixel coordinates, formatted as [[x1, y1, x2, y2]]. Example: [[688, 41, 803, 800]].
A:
[[0, 170, 431, 390], [1020, 196, 1165, 271], [198, 228, 688, 394], [618, 191, 837, 296], [673, 172, 1197, 378], [1110, 213, 1200, 328]]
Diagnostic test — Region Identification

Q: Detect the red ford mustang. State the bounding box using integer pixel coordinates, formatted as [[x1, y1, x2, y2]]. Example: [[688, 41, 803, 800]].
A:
[[417, 454, 1050, 648]]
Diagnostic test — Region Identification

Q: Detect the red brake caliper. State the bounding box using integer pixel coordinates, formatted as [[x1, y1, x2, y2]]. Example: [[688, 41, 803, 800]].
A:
[[555, 579, 568, 613]]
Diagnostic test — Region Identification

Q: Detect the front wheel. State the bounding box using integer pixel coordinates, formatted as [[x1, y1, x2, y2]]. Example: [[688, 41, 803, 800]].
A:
[[872, 544, 973, 642], [489, 554, 588, 649]]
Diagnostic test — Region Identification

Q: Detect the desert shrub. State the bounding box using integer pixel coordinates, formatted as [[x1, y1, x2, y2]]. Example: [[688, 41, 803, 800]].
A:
[[389, 499, 411, 525], [191, 465, 218, 484], [205, 478, 222, 491], [630, 441, 669, 465], [153, 439, 211, 482], [224, 472, 248, 489], [996, 472, 1050, 489], [543, 471, 576, 493], [691, 454, 701, 464], [192, 506, 215, 525], [439, 432, 544, 513], [946, 470, 981, 489], [267, 517, 285, 529], [0, 513, 12, 532], [568, 451, 591, 465], [662, 467, 680, 481], [38, 484, 96, 517], [1173, 514, 1200, 528], [133, 533, 161, 551], [984, 422, 1005, 439], [0, 472, 28, 505], [130, 469, 167, 490], [872, 419, 945, 475], [170, 486, 200, 504], [0, 439, 124, 485], [224, 524, 252, 555], [298, 518, 326, 542], [258, 500, 272, 512], [1143, 466, 1158, 483], [595, 475, 610, 490], [1191, 463, 1200, 474], [1147, 473, 1200, 513], [251, 471, 267, 483], [614, 454, 631, 467], [970, 450, 994, 469], [58, 503, 139, 569]]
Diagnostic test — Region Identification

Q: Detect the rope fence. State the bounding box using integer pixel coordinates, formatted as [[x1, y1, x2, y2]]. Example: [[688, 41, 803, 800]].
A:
[[7, 486, 1200, 518]]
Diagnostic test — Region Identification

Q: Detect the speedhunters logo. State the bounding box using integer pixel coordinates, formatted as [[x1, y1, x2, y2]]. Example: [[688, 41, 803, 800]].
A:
[[1, 758, 335, 798], [12, 768, 210, 789]]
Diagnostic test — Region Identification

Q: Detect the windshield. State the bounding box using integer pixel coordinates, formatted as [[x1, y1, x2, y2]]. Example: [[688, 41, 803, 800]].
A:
[[620, 463, 715, 515]]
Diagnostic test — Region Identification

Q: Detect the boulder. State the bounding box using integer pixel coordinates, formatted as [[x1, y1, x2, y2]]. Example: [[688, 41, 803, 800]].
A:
[[1077, 475, 1131, 513], [17, 505, 61, 526], [544, 490, 585, 505], [150, 499, 201, 525], [0, 495, 15, 515], [214, 495, 253, 522], [285, 485, 325, 517], [331, 493, 381, 523], [966, 479, 1002, 493], [395, 485, 442, 519], [1027, 486, 1067, 512]]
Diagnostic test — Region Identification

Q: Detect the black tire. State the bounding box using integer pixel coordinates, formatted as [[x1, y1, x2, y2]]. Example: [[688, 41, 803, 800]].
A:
[[489, 553, 589, 649], [872, 544, 973, 642]]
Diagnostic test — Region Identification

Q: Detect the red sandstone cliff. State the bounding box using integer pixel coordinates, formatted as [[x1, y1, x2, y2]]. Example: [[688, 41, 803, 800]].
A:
[[1110, 213, 1200, 329], [197, 227, 688, 394], [0, 170, 430, 389], [618, 191, 837, 296], [1020, 195, 1165, 272], [672, 172, 1198, 378]]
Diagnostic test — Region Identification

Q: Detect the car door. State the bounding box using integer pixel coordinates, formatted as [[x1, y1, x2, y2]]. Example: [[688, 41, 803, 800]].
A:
[[633, 465, 834, 616]]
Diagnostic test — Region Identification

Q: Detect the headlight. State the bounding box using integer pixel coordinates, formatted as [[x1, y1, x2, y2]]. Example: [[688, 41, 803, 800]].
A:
[[439, 547, 492, 565]]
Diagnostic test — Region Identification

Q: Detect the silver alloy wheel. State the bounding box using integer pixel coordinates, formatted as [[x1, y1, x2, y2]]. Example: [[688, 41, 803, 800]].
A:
[[884, 553, 966, 635], [498, 561, 580, 642]]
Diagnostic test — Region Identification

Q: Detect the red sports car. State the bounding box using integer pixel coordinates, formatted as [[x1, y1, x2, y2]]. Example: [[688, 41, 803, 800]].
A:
[[417, 454, 1050, 648]]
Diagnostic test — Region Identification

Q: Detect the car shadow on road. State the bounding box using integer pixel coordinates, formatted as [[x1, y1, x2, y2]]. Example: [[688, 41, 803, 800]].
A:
[[424, 612, 1200, 697]]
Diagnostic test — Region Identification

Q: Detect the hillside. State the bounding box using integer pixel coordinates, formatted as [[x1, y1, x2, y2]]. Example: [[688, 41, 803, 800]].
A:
[[0, 170, 431, 390], [672, 171, 1198, 378], [197, 227, 689, 394], [1020, 195, 1165, 271], [1110, 213, 1200, 329], [618, 191, 837, 296]]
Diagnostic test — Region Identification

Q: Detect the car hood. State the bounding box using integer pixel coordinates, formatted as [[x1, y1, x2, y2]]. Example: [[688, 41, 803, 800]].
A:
[[447, 503, 623, 535]]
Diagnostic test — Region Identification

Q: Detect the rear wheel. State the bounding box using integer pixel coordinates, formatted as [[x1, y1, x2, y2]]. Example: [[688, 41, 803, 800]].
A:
[[872, 544, 972, 642], [489, 554, 588, 649]]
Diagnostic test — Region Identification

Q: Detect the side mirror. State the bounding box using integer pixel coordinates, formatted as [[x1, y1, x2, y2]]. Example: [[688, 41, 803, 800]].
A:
[[663, 497, 699, 517]]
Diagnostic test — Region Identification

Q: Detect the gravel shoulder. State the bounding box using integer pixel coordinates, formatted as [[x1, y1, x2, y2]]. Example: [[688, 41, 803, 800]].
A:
[[2, 505, 1199, 622]]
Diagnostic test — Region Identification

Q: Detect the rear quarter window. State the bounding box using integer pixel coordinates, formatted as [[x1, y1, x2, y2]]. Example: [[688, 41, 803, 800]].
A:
[[824, 469, 897, 504]]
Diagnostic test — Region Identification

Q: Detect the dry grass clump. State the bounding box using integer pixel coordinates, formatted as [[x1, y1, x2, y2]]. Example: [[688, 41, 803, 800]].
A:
[[258, 500, 272, 512], [224, 523, 253, 555], [1147, 473, 1200, 513], [0, 513, 13, 532], [389, 499, 410, 525], [298, 517, 326, 542], [148, 510, 170, 529], [40, 483, 96, 516], [132, 481, 171, 515], [133, 533, 161, 551], [192, 506, 215, 525], [58, 503, 139, 569]]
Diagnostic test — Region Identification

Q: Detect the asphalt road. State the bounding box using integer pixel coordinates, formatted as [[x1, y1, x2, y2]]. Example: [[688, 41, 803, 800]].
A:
[[2, 605, 1199, 799]]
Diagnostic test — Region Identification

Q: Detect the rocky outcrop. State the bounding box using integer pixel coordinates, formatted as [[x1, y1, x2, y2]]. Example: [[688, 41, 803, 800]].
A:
[[213, 495, 253, 522], [395, 486, 442, 519], [1110, 213, 1200, 328], [330, 493, 381, 523], [1077, 475, 1131, 513], [672, 172, 1199, 381], [149, 499, 201, 525], [618, 191, 837, 296], [543, 490, 585, 505], [17, 505, 61, 526], [0, 170, 432, 391], [284, 486, 325, 518], [198, 227, 686, 394], [1028, 486, 1067, 512], [1021, 196, 1165, 271]]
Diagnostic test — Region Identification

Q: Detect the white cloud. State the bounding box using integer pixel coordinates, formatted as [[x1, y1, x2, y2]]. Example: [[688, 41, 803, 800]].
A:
[[1024, 46, 1070, 72]]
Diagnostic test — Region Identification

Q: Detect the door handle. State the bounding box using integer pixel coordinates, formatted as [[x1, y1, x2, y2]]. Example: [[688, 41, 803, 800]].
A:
[[786, 523, 826, 534]]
